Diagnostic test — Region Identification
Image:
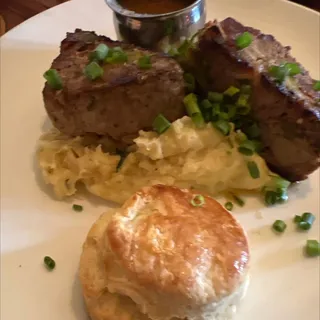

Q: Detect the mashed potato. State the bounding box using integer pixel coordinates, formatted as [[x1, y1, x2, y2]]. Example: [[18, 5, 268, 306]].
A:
[[37, 117, 271, 204]]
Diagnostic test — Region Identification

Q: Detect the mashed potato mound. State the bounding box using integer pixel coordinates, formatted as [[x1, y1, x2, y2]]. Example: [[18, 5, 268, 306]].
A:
[[37, 117, 271, 204]]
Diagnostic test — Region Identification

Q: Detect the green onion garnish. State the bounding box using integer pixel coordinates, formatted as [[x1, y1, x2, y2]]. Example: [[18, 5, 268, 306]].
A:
[[90, 43, 109, 61], [305, 240, 320, 257], [235, 32, 253, 49], [240, 84, 252, 94], [84, 61, 104, 80], [298, 212, 315, 231], [43, 69, 63, 90], [201, 99, 212, 109], [105, 48, 128, 64], [225, 202, 233, 211], [247, 161, 260, 179], [219, 112, 229, 121], [313, 80, 320, 91], [138, 55, 152, 69], [44, 256, 56, 270], [265, 191, 277, 206], [184, 93, 200, 115], [191, 194, 205, 207], [184, 73, 196, 92], [208, 92, 224, 103], [213, 119, 230, 135], [238, 140, 256, 156], [245, 123, 260, 139], [211, 103, 221, 117], [231, 193, 245, 207], [272, 220, 287, 233], [73, 204, 83, 212], [269, 65, 287, 83], [236, 94, 251, 115], [294, 215, 302, 223], [152, 113, 171, 134], [284, 63, 301, 76], [191, 113, 205, 128], [223, 86, 240, 97]]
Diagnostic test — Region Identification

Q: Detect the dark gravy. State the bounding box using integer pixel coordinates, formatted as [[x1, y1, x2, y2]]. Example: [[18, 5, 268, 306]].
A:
[[118, 0, 195, 14]]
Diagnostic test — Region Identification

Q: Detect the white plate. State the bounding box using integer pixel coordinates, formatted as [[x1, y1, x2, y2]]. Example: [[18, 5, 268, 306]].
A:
[[1, 0, 319, 319]]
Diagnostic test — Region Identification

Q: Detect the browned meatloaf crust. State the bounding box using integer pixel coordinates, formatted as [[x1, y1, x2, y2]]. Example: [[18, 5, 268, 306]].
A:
[[194, 18, 320, 181], [43, 29, 186, 147]]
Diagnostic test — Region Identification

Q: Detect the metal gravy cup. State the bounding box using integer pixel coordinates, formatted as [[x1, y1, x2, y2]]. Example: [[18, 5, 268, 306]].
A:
[[105, 0, 206, 51]]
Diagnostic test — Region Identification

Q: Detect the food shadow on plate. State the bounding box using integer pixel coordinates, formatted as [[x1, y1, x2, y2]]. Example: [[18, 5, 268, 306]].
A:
[[72, 275, 90, 320]]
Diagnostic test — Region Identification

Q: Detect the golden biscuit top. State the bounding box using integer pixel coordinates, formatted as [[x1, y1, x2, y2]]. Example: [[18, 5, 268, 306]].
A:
[[107, 185, 249, 305]]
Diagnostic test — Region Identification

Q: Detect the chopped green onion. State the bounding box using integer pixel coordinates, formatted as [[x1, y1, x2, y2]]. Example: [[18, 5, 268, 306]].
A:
[[227, 104, 237, 119], [272, 220, 287, 233], [313, 80, 320, 91], [235, 32, 253, 49], [73, 204, 83, 212], [211, 103, 221, 116], [247, 161, 260, 179], [184, 94, 202, 117], [44, 256, 56, 270], [84, 62, 104, 80], [225, 202, 233, 211], [245, 123, 261, 139], [191, 113, 205, 128], [184, 73, 196, 92], [297, 212, 315, 230], [236, 94, 251, 115], [284, 63, 301, 76], [231, 193, 245, 207], [105, 48, 128, 64], [219, 112, 229, 121], [235, 131, 247, 143], [138, 55, 152, 69], [116, 150, 127, 172], [269, 65, 287, 83], [238, 140, 256, 156], [240, 84, 252, 94], [208, 92, 224, 103], [265, 191, 278, 206], [201, 99, 212, 109], [213, 119, 230, 135], [90, 43, 109, 61], [43, 69, 63, 90], [191, 194, 205, 207], [305, 240, 320, 257], [223, 86, 240, 97], [153, 114, 171, 134], [294, 215, 302, 223]]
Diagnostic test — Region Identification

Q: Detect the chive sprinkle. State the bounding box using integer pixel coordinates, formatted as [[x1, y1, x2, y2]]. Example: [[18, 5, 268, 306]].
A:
[[84, 61, 104, 80], [298, 212, 315, 231], [224, 202, 233, 211], [72, 204, 83, 212], [238, 140, 256, 156], [313, 80, 320, 91], [247, 161, 260, 179], [153, 114, 171, 134], [213, 119, 230, 135], [305, 240, 320, 257], [235, 32, 253, 49], [293, 215, 302, 223], [43, 69, 63, 90], [138, 55, 152, 69], [89, 43, 109, 61], [191, 194, 205, 207], [208, 92, 224, 103], [223, 86, 240, 97], [272, 220, 287, 233], [44, 256, 56, 270], [231, 193, 245, 207]]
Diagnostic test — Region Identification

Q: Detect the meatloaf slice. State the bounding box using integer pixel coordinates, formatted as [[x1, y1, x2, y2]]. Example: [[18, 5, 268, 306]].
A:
[[43, 29, 185, 147], [193, 18, 320, 181]]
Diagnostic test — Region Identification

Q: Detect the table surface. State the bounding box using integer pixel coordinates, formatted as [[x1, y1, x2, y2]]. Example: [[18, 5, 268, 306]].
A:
[[0, 0, 319, 36]]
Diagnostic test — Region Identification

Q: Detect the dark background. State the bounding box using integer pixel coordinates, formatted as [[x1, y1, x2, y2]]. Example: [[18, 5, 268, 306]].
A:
[[0, 0, 319, 36]]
